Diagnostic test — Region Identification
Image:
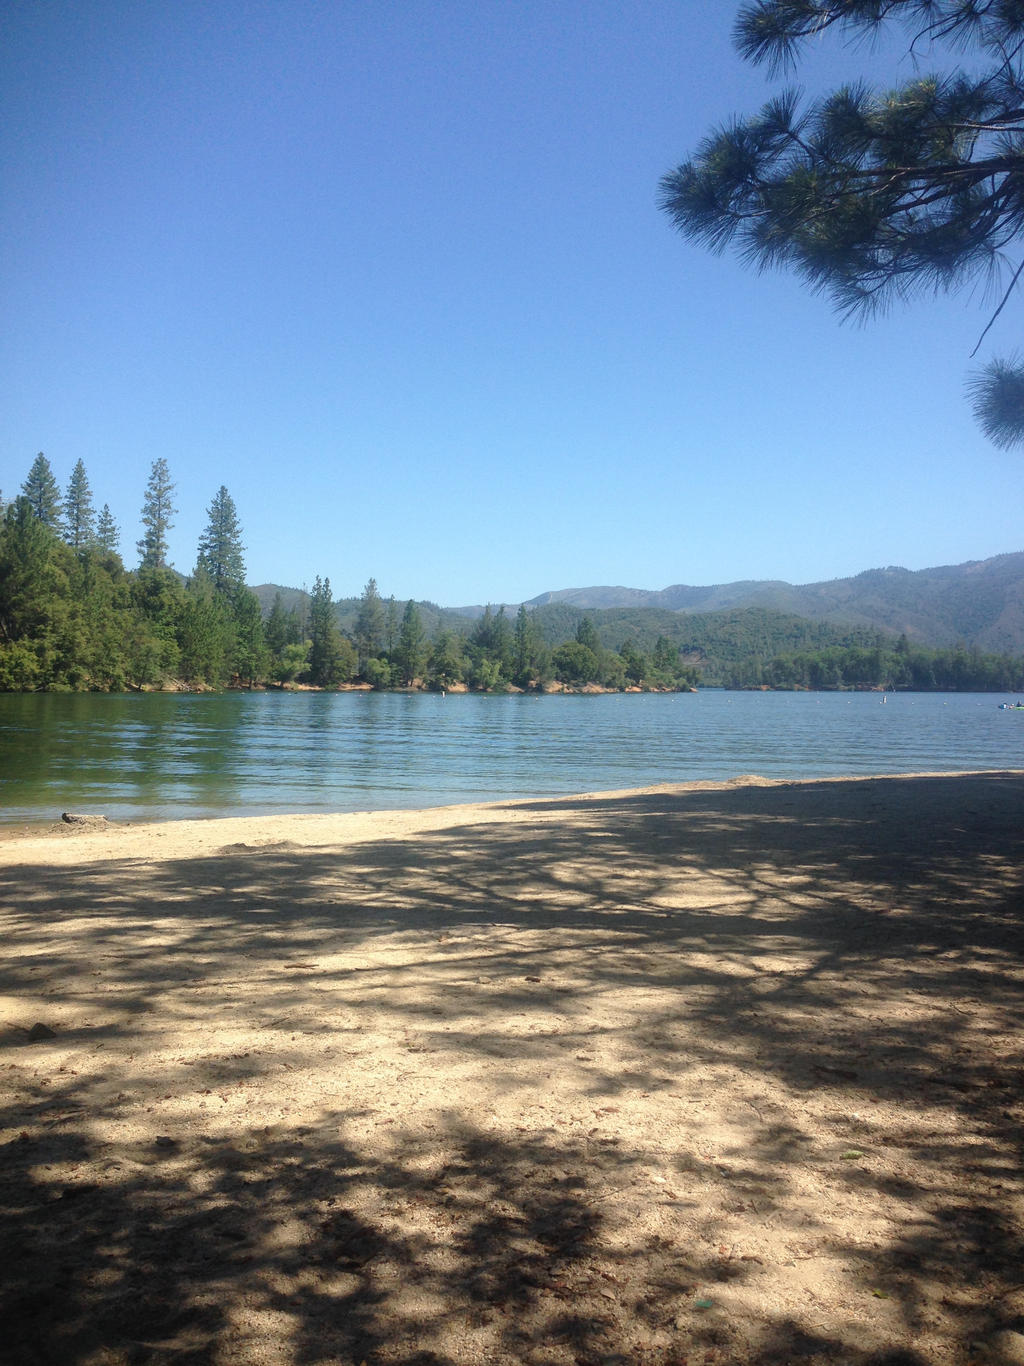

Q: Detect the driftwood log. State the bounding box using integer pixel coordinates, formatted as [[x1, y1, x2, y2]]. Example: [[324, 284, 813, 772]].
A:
[[61, 812, 109, 826]]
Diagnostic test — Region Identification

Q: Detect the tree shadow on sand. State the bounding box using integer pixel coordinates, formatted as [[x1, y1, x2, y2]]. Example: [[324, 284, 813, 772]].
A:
[[1, 772, 1022, 1364]]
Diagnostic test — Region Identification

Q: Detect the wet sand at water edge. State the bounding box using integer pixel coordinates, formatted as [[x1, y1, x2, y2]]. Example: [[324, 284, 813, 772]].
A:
[[1, 771, 1023, 1366]]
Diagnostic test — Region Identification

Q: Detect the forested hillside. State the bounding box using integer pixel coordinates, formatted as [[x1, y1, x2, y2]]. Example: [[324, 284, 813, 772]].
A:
[[3, 454, 1023, 694], [522, 553, 1024, 653]]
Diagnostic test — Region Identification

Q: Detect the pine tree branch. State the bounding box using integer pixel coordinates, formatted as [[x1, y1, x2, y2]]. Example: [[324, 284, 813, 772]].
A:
[[969, 255, 1024, 357]]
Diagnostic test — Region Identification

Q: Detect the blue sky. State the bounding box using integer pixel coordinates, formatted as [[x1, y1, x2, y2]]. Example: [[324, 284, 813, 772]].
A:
[[2, 1, 1018, 607]]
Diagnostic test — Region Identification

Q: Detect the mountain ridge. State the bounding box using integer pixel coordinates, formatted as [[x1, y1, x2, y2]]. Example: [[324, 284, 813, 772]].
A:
[[255, 549, 1024, 654], [515, 552, 1024, 652]]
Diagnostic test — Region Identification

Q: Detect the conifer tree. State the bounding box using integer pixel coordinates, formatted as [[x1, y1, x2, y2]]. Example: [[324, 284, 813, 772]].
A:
[[491, 605, 513, 676], [96, 504, 121, 555], [128, 561, 184, 681], [232, 587, 269, 687], [178, 569, 233, 685], [21, 453, 62, 529], [576, 616, 600, 655], [63, 459, 96, 550], [660, 1, 1024, 448], [137, 458, 176, 568], [265, 592, 298, 657], [355, 578, 385, 670], [309, 575, 345, 685], [196, 485, 246, 597], [427, 629, 465, 689], [653, 635, 680, 677], [0, 496, 71, 688], [393, 600, 427, 684], [513, 604, 538, 687]]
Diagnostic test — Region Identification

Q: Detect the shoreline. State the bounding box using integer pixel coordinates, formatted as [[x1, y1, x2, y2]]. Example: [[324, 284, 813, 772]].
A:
[[2, 767, 1023, 859]]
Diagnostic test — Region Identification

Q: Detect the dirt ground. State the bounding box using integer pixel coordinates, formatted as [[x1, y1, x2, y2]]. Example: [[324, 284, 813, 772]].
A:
[[1, 772, 1022, 1366]]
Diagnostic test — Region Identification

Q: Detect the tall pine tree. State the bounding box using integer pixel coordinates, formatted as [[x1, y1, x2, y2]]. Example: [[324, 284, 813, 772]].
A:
[[513, 604, 538, 688], [355, 578, 385, 671], [393, 600, 427, 684], [232, 588, 269, 687], [196, 485, 246, 597], [308, 576, 344, 686], [96, 504, 121, 555], [21, 454, 62, 529], [137, 458, 176, 568], [63, 459, 96, 551]]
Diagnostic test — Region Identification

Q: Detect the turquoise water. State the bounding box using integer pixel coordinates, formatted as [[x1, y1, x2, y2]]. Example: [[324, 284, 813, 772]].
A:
[[0, 689, 1021, 823]]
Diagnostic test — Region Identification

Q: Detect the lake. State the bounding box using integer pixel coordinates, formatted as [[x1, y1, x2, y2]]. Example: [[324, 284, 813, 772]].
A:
[[0, 689, 1021, 824]]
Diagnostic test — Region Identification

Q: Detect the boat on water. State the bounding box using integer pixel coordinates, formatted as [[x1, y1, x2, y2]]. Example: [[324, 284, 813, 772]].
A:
[[998, 702, 1024, 710]]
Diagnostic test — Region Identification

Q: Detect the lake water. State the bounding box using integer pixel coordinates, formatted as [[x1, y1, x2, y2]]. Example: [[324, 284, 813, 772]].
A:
[[0, 689, 1021, 824]]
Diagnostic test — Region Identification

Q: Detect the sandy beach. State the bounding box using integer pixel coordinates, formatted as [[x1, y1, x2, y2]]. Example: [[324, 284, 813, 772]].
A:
[[2, 772, 1023, 1366]]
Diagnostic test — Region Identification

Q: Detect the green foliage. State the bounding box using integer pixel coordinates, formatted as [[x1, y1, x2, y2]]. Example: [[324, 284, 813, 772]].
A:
[[177, 571, 234, 686], [355, 578, 385, 670], [196, 486, 246, 598], [619, 639, 646, 684], [2, 456, 1022, 693], [308, 576, 355, 686], [137, 459, 176, 569], [363, 656, 392, 690], [969, 358, 1024, 451], [62, 460, 96, 551], [0, 499, 141, 691], [552, 641, 600, 684], [393, 600, 427, 685], [725, 636, 1024, 691], [601, 651, 627, 689], [0, 640, 47, 691], [384, 596, 399, 658], [231, 588, 269, 687], [490, 607, 513, 676], [466, 605, 515, 687], [576, 616, 600, 654], [64, 548, 134, 691], [571, 615, 625, 686], [308, 575, 337, 685], [96, 504, 120, 555], [653, 636, 678, 674], [264, 592, 303, 661], [128, 567, 185, 685], [660, 1, 1024, 447], [21, 454, 62, 529], [464, 655, 505, 691], [271, 641, 310, 685], [512, 604, 549, 687], [427, 629, 465, 689], [615, 635, 697, 688], [0, 498, 69, 687]]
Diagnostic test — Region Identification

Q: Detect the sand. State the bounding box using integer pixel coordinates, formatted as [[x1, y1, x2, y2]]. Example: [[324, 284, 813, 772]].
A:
[[1, 772, 1023, 1366]]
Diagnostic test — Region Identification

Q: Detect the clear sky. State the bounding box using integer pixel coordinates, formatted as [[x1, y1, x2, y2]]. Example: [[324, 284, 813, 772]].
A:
[[2, 1, 1018, 607]]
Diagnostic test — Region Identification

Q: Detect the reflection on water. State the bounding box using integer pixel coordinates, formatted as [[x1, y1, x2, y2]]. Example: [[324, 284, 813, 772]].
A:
[[0, 689, 1020, 823]]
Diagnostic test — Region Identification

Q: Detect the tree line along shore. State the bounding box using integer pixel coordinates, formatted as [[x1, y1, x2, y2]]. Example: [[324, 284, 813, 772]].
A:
[[3, 454, 1023, 695]]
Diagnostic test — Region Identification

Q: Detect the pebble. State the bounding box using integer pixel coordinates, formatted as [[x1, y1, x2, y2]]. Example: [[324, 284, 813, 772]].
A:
[[992, 1330, 1024, 1365]]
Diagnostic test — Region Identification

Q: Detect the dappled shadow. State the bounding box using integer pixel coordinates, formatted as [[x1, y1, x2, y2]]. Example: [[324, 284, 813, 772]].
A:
[[1, 773, 1022, 1363]]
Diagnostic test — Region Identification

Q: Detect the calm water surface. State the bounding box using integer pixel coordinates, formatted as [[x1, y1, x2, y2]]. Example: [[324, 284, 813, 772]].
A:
[[0, 689, 1021, 823]]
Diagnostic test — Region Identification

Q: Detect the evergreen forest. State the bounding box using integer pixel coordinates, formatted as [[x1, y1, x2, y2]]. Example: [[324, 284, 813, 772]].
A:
[[3, 455, 1023, 694]]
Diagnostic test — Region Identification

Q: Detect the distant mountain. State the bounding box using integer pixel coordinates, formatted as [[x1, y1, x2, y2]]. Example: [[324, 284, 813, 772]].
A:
[[250, 585, 467, 639], [255, 551, 1024, 656], [521, 552, 1024, 653], [251, 584, 309, 617]]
